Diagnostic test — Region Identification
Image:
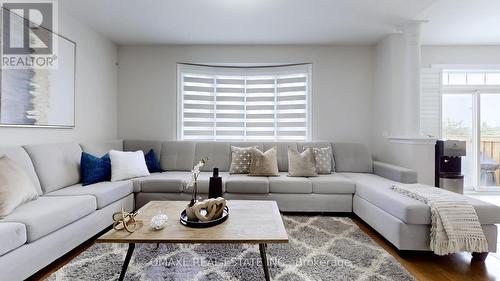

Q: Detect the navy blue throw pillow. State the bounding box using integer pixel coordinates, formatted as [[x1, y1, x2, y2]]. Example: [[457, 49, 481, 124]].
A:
[[80, 152, 111, 186], [144, 149, 162, 173]]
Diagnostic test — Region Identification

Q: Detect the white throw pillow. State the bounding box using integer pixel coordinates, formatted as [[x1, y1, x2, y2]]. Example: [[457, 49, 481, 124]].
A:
[[109, 150, 150, 182], [0, 156, 39, 218]]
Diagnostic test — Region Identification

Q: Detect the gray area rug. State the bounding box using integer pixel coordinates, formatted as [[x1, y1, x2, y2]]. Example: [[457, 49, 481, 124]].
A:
[[48, 216, 415, 281]]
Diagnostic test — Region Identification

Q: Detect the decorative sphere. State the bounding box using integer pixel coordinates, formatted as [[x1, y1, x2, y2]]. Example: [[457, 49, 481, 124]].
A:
[[150, 212, 168, 230]]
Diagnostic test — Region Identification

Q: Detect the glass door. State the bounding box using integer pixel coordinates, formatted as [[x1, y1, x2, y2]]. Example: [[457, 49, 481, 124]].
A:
[[440, 69, 500, 192], [478, 93, 500, 190], [442, 93, 476, 189]]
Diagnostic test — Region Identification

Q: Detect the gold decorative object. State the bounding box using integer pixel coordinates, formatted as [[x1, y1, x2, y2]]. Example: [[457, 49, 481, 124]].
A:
[[184, 197, 226, 222], [206, 197, 226, 220], [112, 206, 141, 233]]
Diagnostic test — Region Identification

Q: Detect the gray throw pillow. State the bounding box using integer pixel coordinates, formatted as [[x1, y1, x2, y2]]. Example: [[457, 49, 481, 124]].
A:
[[288, 147, 317, 177], [249, 147, 279, 176], [0, 156, 39, 218], [312, 147, 333, 174], [230, 146, 255, 174]]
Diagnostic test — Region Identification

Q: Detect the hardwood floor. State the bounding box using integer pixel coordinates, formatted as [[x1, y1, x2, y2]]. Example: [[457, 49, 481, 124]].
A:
[[31, 215, 500, 281], [353, 217, 500, 281]]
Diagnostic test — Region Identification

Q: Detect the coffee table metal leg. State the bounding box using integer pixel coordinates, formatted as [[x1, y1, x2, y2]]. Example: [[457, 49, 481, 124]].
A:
[[119, 243, 135, 281], [259, 243, 271, 281]]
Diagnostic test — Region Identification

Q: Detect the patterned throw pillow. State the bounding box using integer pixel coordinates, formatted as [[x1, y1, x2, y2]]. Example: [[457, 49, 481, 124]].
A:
[[288, 147, 317, 177], [249, 147, 279, 176], [229, 146, 254, 174], [312, 147, 334, 174]]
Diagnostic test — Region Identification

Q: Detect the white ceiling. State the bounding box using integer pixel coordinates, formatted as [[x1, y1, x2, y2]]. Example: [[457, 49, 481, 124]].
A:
[[62, 0, 500, 45], [420, 0, 500, 45]]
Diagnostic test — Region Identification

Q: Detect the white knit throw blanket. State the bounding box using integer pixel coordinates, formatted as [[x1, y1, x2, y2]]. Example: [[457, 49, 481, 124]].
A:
[[391, 184, 488, 255]]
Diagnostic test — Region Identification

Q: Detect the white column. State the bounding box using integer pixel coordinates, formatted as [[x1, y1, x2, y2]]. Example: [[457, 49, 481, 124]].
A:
[[400, 21, 422, 137]]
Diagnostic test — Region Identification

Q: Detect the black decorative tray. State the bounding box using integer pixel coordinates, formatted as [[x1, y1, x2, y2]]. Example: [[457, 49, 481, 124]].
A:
[[180, 206, 229, 228]]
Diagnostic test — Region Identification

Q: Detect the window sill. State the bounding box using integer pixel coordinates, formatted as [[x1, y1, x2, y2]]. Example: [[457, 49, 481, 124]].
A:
[[387, 136, 438, 145]]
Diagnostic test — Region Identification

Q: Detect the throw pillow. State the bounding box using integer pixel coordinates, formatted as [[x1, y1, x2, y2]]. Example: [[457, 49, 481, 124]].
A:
[[249, 147, 279, 176], [0, 156, 39, 218], [288, 147, 317, 177], [230, 146, 255, 174], [80, 152, 111, 186], [109, 150, 150, 182], [312, 146, 334, 174], [144, 149, 162, 173]]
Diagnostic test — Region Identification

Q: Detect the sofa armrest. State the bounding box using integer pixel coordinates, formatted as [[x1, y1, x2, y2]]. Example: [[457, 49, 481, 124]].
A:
[[373, 161, 418, 184]]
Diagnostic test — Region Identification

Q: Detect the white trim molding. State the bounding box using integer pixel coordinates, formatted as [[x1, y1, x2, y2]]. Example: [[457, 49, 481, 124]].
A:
[[387, 136, 438, 145]]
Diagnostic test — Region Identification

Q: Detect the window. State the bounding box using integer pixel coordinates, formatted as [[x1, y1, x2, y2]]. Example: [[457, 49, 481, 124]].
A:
[[442, 70, 500, 86], [178, 63, 312, 141]]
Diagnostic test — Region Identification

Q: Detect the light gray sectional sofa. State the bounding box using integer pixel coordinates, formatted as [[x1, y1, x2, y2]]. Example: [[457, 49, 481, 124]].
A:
[[0, 142, 134, 281], [1, 140, 499, 281]]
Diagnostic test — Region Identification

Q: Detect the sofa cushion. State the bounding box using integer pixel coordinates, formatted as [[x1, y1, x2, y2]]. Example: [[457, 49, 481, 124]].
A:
[[343, 172, 500, 225], [332, 143, 372, 173], [225, 175, 269, 193], [2, 196, 96, 242], [184, 172, 228, 194], [123, 140, 163, 160], [161, 141, 196, 171], [45, 181, 133, 209], [23, 143, 82, 193], [131, 173, 160, 193], [268, 173, 312, 194], [310, 173, 356, 194], [0, 146, 42, 195], [0, 223, 27, 256], [138, 172, 191, 193], [194, 142, 231, 172], [80, 140, 123, 157], [373, 161, 418, 184]]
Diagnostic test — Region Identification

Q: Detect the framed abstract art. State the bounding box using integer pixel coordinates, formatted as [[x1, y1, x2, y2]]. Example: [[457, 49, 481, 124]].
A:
[[0, 7, 76, 128]]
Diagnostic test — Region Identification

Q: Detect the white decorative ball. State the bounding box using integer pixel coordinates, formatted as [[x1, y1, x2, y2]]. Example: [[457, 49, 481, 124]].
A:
[[150, 212, 168, 230]]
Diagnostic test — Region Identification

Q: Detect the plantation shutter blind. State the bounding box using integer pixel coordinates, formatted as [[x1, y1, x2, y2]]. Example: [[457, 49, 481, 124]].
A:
[[178, 64, 311, 141], [420, 67, 442, 138]]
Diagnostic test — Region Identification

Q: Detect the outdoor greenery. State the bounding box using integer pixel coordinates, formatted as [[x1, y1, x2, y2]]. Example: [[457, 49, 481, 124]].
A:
[[443, 119, 500, 138], [481, 122, 500, 136], [443, 119, 470, 137]]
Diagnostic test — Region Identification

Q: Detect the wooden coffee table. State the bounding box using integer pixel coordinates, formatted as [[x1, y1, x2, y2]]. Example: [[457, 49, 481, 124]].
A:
[[97, 200, 289, 281]]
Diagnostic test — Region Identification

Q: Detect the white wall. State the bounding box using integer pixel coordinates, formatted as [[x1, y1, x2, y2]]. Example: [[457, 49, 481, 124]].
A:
[[373, 44, 500, 185], [117, 45, 374, 148], [0, 4, 118, 146], [422, 45, 500, 66], [372, 35, 436, 185]]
